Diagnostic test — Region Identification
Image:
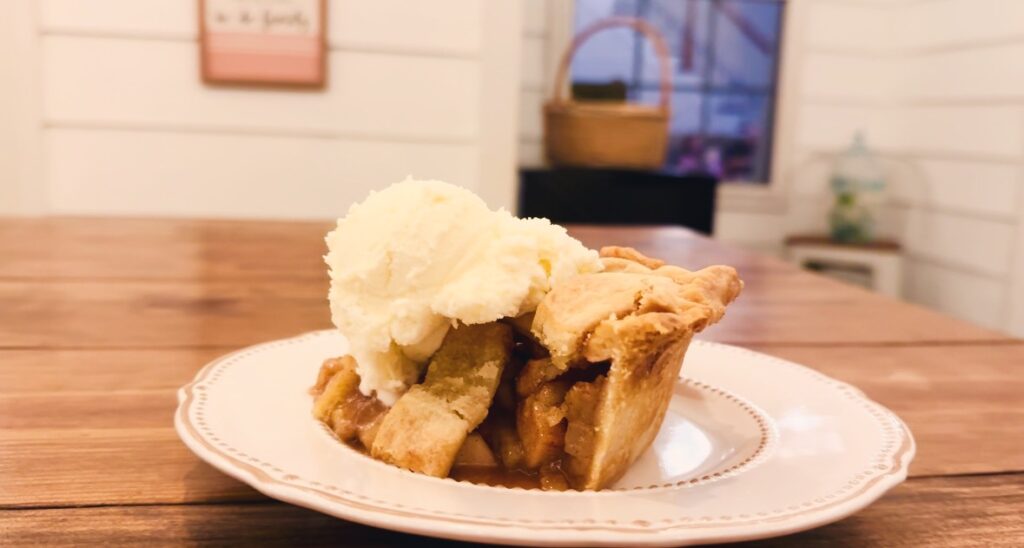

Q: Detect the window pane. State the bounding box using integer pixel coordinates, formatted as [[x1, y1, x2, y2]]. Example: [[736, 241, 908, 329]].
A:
[[637, 0, 711, 90], [572, 0, 642, 85], [637, 90, 702, 135], [572, 0, 712, 90], [711, 0, 783, 90], [570, 27, 639, 85], [569, 0, 784, 183], [641, 90, 719, 176], [707, 92, 773, 181]]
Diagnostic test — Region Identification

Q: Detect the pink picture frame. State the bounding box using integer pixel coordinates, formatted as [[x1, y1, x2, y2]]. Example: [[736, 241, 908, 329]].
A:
[[199, 0, 327, 89]]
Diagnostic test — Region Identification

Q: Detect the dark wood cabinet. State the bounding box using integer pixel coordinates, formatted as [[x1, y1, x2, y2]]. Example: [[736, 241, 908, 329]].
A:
[[518, 168, 718, 235]]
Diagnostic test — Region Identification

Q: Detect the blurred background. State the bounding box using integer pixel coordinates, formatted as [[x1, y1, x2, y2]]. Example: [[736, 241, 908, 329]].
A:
[[1, 0, 1022, 337]]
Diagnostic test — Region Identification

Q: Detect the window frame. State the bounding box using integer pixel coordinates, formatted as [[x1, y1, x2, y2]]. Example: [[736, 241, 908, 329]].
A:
[[545, 0, 806, 214]]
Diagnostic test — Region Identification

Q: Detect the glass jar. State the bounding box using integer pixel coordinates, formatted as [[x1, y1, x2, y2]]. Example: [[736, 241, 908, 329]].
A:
[[828, 132, 885, 244]]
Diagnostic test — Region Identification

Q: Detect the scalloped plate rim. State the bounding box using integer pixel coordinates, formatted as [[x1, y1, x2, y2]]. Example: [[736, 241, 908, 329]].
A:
[[174, 330, 916, 547]]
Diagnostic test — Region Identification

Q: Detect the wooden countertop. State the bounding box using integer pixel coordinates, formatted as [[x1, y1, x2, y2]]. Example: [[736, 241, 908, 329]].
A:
[[1, 218, 1021, 546]]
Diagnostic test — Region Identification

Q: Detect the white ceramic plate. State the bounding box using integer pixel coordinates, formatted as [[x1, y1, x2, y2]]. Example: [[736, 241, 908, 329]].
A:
[[175, 330, 914, 547]]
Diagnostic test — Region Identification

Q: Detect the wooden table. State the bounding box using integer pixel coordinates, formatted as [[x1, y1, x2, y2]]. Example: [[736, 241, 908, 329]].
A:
[[1, 218, 1022, 546]]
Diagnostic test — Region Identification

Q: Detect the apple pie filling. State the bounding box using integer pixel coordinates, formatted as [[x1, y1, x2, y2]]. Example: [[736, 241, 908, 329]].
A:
[[311, 318, 612, 491]]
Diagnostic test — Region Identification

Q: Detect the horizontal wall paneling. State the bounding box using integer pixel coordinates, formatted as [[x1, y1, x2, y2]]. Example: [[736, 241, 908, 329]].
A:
[[45, 128, 479, 219]]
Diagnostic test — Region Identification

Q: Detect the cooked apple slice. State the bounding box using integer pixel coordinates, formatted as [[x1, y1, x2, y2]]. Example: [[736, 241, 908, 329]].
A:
[[517, 379, 569, 469], [477, 412, 525, 469], [561, 376, 606, 482], [312, 355, 388, 446], [453, 433, 498, 467], [312, 356, 360, 422]]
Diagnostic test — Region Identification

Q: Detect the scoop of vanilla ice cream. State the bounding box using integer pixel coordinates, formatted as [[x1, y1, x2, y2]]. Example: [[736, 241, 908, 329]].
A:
[[324, 178, 603, 405]]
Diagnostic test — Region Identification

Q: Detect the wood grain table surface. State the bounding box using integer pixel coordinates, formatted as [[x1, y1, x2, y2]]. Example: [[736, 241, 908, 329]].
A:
[[1, 218, 1021, 546]]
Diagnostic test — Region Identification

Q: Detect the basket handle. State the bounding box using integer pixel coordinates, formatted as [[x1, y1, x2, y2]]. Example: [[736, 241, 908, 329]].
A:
[[551, 16, 673, 111]]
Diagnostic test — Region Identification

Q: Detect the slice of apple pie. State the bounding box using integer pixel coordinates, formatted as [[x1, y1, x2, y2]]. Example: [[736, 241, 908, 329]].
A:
[[313, 246, 742, 491]]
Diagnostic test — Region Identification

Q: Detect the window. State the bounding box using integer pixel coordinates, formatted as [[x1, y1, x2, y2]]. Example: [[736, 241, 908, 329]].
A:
[[572, 0, 785, 183]]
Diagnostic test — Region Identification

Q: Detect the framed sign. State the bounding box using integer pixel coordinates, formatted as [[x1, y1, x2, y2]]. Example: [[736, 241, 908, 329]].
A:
[[199, 0, 326, 88]]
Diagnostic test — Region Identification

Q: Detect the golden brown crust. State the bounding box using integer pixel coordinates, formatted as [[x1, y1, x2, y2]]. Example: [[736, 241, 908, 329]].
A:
[[531, 247, 742, 489], [370, 323, 513, 477], [599, 246, 666, 269], [369, 387, 470, 477]]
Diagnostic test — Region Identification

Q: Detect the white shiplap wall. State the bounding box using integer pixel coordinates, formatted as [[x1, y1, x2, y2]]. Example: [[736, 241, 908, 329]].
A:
[[0, 1, 44, 214], [791, 0, 1024, 334], [518, 0, 548, 167], [14, 0, 522, 217]]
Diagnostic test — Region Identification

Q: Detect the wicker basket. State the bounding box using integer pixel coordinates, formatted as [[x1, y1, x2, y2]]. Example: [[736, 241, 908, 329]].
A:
[[544, 17, 673, 169]]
